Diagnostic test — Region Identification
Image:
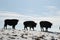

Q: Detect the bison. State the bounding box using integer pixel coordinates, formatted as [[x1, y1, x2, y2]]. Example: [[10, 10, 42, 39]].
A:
[[4, 19, 19, 29], [40, 21, 52, 32], [23, 21, 37, 31]]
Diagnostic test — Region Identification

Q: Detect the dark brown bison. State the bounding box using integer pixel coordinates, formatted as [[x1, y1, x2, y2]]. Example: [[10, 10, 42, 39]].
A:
[[4, 19, 19, 29], [40, 21, 52, 32], [23, 21, 37, 31]]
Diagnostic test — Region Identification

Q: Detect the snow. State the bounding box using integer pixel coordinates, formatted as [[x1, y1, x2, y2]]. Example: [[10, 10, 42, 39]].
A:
[[0, 28, 60, 40]]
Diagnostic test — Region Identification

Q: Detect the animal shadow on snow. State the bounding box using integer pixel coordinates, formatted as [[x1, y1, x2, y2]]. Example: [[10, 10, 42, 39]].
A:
[[44, 31, 60, 34]]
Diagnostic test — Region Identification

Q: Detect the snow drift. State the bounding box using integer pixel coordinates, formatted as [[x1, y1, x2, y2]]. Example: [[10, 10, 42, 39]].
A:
[[0, 29, 60, 40]]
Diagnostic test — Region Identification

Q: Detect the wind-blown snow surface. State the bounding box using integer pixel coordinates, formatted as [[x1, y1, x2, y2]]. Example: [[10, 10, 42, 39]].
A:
[[0, 29, 60, 40]]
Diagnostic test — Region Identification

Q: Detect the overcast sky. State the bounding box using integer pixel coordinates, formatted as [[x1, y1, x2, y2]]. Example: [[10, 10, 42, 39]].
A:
[[0, 0, 60, 32], [0, 0, 60, 17]]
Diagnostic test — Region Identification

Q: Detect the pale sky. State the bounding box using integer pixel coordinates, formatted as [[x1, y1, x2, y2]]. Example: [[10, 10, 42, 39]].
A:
[[0, 0, 60, 32], [0, 0, 60, 16]]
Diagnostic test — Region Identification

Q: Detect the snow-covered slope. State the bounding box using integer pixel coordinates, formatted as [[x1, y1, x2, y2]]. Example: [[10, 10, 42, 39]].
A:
[[0, 29, 60, 40]]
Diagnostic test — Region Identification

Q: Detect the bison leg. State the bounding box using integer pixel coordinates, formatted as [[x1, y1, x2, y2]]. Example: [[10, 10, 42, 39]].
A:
[[45, 27, 48, 32], [4, 24, 7, 29], [32, 27, 34, 31], [12, 25, 15, 29], [24, 26, 28, 30], [30, 27, 31, 30]]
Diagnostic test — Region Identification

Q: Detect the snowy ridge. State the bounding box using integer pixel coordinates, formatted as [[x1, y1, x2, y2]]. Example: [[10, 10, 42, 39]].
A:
[[0, 29, 60, 40]]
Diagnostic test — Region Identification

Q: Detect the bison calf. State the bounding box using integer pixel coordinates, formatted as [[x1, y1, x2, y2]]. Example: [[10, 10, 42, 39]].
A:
[[23, 21, 37, 31], [4, 19, 19, 29], [40, 21, 52, 32]]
